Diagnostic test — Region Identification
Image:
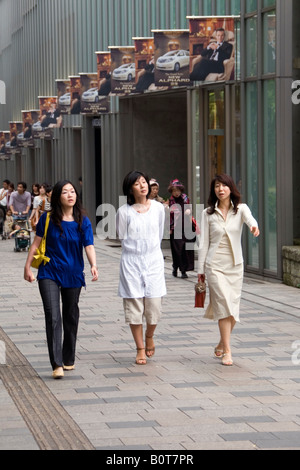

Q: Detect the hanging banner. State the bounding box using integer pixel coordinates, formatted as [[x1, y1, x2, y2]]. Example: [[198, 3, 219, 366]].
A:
[[188, 16, 237, 82], [7, 122, 22, 155], [132, 38, 155, 93], [17, 110, 40, 148], [109, 46, 136, 95], [152, 30, 191, 88], [56, 79, 71, 114], [95, 51, 112, 96], [33, 97, 62, 140], [80, 72, 110, 114], [0, 131, 10, 160], [69, 76, 81, 115]]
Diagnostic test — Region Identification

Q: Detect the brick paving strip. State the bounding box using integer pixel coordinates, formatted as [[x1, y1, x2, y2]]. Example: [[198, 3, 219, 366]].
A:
[[0, 326, 95, 450]]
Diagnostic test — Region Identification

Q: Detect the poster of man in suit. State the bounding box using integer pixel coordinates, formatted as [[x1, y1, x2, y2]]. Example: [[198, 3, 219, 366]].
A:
[[188, 17, 237, 83]]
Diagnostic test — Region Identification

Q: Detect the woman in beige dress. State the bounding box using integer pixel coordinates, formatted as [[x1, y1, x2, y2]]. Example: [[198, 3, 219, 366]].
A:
[[198, 174, 260, 366]]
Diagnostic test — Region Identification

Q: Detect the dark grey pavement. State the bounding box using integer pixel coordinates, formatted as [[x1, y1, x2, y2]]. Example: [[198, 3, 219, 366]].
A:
[[0, 236, 300, 451]]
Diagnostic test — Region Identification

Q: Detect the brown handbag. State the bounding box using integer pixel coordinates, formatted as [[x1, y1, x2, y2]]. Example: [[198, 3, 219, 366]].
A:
[[195, 274, 206, 308]]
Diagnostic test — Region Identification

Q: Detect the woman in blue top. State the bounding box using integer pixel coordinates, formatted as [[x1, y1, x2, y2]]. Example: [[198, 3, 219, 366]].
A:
[[24, 180, 98, 379]]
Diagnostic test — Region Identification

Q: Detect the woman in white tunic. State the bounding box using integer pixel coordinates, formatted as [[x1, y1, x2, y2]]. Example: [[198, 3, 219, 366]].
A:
[[198, 174, 260, 366], [116, 171, 166, 365]]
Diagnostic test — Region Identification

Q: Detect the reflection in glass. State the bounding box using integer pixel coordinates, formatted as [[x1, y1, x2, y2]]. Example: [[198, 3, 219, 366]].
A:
[[246, 82, 259, 268], [208, 90, 225, 181], [246, 16, 257, 77], [263, 79, 277, 271], [208, 90, 225, 130], [263, 11, 276, 74], [246, 0, 257, 12], [208, 135, 225, 180]]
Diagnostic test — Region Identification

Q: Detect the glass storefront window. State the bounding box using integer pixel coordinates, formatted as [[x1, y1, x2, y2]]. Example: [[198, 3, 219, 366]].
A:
[[263, 79, 277, 272], [246, 16, 257, 77], [235, 85, 242, 192], [203, 0, 212, 16], [209, 90, 225, 130], [263, 10, 276, 74], [263, 0, 275, 7], [246, 0, 257, 12], [216, 0, 226, 15], [208, 90, 225, 180], [246, 81, 259, 268], [231, 0, 241, 15]]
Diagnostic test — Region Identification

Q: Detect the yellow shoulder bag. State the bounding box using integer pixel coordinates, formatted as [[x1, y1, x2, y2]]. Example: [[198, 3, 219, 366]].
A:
[[31, 212, 51, 269]]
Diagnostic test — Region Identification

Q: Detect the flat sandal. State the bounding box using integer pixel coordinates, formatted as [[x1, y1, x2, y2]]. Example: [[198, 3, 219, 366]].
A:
[[145, 335, 155, 358], [222, 352, 233, 366], [214, 347, 224, 358], [136, 348, 147, 365]]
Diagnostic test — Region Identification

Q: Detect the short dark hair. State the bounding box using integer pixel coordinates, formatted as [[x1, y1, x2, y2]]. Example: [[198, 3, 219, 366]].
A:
[[122, 171, 151, 206], [207, 174, 241, 215], [17, 181, 27, 190]]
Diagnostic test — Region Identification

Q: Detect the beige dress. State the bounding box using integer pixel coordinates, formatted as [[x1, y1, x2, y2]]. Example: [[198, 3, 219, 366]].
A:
[[204, 233, 243, 322]]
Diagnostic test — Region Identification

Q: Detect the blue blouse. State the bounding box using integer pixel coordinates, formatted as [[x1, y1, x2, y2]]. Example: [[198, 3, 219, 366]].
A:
[[36, 213, 94, 288]]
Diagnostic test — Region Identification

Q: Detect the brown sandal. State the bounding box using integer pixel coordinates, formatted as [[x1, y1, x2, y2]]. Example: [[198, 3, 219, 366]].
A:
[[145, 335, 155, 358], [136, 348, 147, 365]]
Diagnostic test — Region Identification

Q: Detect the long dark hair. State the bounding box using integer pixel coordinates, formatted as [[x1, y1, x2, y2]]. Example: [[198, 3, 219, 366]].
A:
[[207, 174, 241, 215], [50, 180, 83, 232], [122, 170, 151, 206]]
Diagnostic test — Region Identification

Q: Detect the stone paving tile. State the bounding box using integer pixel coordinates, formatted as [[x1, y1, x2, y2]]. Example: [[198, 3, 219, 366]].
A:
[[0, 238, 300, 450]]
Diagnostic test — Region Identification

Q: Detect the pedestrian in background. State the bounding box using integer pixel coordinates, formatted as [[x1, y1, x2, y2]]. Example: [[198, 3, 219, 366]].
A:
[[24, 180, 98, 379], [168, 179, 194, 278], [116, 171, 166, 365], [198, 174, 260, 366], [149, 179, 165, 204]]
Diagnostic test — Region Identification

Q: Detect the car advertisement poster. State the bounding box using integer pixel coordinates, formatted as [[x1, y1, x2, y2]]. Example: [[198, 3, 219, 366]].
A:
[[109, 46, 136, 95], [69, 76, 81, 115], [17, 110, 39, 148], [0, 131, 10, 160], [32, 97, 62, 140], [188, 16, 237, 82], [95, 51, 111, 84], [6, 122, 22, 155], [79, 72, 110, 114], [152, 30, 191, 88], [56, 79, 71, 114], [133, 38, 155, 93]]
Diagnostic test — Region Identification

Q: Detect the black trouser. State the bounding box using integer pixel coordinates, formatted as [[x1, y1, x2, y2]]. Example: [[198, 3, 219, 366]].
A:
[[190, 58, 224, 81], [39, 279, 81, 370]]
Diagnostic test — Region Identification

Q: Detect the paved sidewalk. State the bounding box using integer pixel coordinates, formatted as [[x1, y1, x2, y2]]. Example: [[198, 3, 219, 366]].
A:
[[0, 236, 300, 450]]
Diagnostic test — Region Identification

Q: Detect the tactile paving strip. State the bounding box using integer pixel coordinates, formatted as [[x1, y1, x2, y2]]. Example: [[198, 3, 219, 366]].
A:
[[0, 327, 94, 450]]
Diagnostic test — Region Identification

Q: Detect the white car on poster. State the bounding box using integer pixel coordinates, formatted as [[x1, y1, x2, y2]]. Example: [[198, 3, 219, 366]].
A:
[[112, 63, 135, 81], [156, 50, 190, 72], [59, 92, 71, 106], [32, 121, 42, 132], [82, 88, 100, 103]]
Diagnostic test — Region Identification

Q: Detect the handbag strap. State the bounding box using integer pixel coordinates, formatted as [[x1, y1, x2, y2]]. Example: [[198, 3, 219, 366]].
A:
[[43, 212, 50, 240]]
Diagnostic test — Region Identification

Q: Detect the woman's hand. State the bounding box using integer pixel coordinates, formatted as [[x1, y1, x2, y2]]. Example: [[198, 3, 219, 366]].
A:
[[250, 226, 260, 237], [90, 265, 99, 282], [24, 235, 42, 283], [24, 266, 35, 283], [85, 245, 98, 282]]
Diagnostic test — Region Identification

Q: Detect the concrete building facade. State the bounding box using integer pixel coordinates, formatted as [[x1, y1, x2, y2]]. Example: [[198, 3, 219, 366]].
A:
[[0, 0, 299, 282]]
